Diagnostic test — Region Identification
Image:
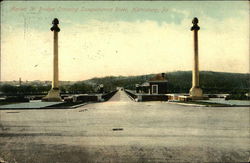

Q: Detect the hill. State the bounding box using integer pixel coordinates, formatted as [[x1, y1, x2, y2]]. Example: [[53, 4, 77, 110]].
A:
[[0, 71, 249, 95], [85, 71, 250, 94]]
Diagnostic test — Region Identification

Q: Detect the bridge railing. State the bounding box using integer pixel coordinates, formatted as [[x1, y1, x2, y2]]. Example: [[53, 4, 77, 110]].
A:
[[125, 89, 168, 102], [102, 90, 118, 101], [124, 90, 137, 101]]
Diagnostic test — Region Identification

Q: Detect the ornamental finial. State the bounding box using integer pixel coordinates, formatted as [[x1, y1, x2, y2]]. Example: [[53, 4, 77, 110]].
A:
[[191, 17, 200, 31], [50, 18, 60, 32]]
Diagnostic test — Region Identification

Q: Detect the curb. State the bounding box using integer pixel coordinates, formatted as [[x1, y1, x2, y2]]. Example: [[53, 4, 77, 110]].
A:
[[167, 102, 206, 107]]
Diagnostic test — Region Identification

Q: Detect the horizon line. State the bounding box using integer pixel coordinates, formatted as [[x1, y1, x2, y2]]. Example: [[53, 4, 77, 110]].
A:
[[1, 70, 249, 82]]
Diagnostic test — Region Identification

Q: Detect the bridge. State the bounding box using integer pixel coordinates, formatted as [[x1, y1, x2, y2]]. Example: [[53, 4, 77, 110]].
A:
[[0, 89, 249, 162]]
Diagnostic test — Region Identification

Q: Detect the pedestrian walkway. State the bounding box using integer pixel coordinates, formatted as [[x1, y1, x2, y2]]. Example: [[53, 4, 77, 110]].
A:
[[108, 90, 132, 102]]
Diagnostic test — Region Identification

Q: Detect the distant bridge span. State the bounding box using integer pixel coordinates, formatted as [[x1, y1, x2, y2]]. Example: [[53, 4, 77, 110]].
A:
[[108, 89, 133, 102]]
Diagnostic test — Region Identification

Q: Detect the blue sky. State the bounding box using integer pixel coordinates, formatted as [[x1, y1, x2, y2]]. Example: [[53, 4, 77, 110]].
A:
[[1, 1, 249, 81]]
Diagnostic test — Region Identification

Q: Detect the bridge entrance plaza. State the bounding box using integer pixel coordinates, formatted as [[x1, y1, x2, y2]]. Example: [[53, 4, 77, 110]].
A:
[[0, 90, 249, 162]]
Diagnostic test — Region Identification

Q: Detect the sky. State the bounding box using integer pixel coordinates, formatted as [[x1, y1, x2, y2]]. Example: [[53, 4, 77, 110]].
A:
[[1, 1, 249, 81]]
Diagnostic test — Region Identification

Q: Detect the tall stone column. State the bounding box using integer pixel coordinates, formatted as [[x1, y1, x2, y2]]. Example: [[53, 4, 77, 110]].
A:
[[189, 17, 203, 97], [52, 19, 60, 89], [42, 18, 62, 102]]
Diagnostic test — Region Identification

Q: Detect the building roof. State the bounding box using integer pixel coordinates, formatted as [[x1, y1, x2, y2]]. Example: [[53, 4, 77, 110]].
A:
[[137, 73, 168, 88], [141, 82, 150, 87], [149, 80, 168, 83], [149, 74, 168, 82]]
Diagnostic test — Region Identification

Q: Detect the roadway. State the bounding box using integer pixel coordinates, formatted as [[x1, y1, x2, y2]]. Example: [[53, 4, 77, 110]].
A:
[[0, 90, 249, 162]]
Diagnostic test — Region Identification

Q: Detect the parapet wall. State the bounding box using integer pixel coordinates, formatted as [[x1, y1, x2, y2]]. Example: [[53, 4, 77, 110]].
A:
[[64, 90, 118, 103], [102, 90, 118, 101], [125, 90, 137, 100], [125, 90, 168, 102]]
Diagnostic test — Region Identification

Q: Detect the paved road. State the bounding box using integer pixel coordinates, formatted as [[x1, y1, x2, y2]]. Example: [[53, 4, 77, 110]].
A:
[[0, 90, 249, 163]]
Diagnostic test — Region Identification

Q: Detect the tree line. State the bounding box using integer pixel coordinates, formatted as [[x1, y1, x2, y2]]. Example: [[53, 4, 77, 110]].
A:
[[0, 71, 249, 95]]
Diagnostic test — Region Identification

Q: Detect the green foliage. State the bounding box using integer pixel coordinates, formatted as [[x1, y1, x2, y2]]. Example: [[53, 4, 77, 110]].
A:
[[167, 71, 192, 93], [225, 93, 249, 100], [85, 75, 154, 92], [87, 71, 249, 94], [0, 71, 249, 95], [0, 84, 50, 95], [200, 71, 249, 94], [67, 82, 94, 94]]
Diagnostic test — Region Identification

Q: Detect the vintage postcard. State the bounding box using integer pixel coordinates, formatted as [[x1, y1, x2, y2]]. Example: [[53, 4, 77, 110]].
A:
[[0, 1, 249, 163]]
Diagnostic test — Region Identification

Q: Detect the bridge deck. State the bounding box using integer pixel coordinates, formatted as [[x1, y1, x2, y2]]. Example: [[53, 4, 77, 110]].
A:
[[108, 90, 132, 102], [0, 90, 249, 162]]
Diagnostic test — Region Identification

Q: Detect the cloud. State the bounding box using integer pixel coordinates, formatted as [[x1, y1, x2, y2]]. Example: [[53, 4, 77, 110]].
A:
[[1, 14, 249, 81]]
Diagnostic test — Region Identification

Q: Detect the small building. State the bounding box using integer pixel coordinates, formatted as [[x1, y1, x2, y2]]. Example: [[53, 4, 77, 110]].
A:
[[136, 73, 168, 95]]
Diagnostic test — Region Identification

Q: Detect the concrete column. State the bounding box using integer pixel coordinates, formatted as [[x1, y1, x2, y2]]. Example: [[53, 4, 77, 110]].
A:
[[42, 18, 62, 102], [53, 29, 59, 89], [193, 28, 199, 87], [190, 17, 203, 97]]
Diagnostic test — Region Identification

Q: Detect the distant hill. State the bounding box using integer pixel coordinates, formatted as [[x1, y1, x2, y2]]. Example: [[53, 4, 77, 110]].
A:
[[0, 71, 249, 95], [85, 71, 250, 94]]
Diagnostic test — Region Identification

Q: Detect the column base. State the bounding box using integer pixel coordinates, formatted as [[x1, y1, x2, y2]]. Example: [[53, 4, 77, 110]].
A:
[[42, 88, 62, 102], [189, 86, 203, 97]]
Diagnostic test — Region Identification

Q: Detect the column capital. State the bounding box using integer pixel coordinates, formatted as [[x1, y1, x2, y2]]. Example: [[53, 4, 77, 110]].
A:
[[191, 17, 200, 31], [50, 18, 60, 32]]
